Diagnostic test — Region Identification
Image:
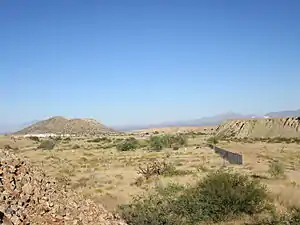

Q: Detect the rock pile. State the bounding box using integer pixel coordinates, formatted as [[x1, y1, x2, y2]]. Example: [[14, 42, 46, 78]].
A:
[[0, 149, 126, 225]]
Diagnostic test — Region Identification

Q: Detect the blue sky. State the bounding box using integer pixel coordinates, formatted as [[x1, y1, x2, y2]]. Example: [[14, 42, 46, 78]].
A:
[[1, 0, 300, 126]]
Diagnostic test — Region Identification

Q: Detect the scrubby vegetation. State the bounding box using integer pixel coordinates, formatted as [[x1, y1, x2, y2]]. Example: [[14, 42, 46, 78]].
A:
[[119, 170, 270, 225], [28, 136, 40, 142], [37, 140, 56, 150], [116, 137, 139, 151], [268, 161, 285, 178], [137, 159, 192, 180], [148, 134, 188, 151], [87, 137, 112, 143], [223, 136, 300, 144], [252, 207, 300, 224], [206, 136, 219, 146]]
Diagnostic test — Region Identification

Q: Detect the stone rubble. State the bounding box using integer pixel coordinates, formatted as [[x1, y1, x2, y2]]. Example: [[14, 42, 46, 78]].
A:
[[0, 149, 126, 225]]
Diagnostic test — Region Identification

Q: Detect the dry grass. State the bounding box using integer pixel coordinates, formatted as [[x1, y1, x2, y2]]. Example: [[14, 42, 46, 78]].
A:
[[2, 133, 300, 215]]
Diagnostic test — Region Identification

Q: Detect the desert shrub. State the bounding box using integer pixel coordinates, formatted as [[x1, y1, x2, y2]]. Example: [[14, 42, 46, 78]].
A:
[[137, 159, 190, 180], [72, 144, 80, 149], [206, 136, 219, 146], [149, 134, 188, 151], [116, 137, 139, 151], [119, 170, 269, 225], [172, 134, 188, 147], [37, 140, 56, 150], [162, 163, 192, 177], [149, 135, 165, 151], [268, 161, 285, 178], [173, 170, 269, 223], [87, 137, 101, 143], [87, 137, 112, 143], [98, 137, 112, 143], [28, 136, 40, 142], [137, 159, 170, 179], [118, 183, 186, 225]]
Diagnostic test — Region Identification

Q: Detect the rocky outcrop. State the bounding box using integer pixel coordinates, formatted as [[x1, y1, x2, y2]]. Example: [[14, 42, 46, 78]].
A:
[[215, 117, 300, 139], [0, 149, 126, 225]]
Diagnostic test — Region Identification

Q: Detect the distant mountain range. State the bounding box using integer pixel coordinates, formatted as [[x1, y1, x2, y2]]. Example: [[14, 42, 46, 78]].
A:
[[0, 120, 39, 134], [265, 109, 300, 118], [1, 108, 300, 134], [112, 112, 258, 131], [113, 109, 300, 131]]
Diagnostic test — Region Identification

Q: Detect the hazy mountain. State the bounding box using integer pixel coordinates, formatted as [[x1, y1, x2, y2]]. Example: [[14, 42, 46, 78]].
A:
[[113, 112, 259, 131], [3, 109, 299, 134], [265, 109, 300, 118], [0, 120, 40, 134]]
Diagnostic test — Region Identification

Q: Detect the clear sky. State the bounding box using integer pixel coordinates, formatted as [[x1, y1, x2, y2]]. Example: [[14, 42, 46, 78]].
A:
[[1, 0, 300, 126]]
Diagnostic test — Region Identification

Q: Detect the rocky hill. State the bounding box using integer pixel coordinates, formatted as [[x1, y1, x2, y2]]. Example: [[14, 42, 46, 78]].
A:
[[13, 116, 117, 135], [0, 148, 126, 225], [215, 117, 300, 138]]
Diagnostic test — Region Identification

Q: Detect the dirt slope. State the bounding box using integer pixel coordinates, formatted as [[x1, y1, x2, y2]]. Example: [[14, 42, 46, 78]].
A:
[[0, 148, 126, 225], [215, 117, 300, 138], [14, 116, 116, 135]]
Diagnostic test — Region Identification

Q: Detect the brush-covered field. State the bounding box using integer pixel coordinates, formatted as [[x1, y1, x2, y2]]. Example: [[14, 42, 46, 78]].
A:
[[2, 132, 300, 224]]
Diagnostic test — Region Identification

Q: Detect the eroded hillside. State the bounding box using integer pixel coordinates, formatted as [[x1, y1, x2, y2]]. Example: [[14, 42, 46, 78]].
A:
[[215, 117, 300, 138]]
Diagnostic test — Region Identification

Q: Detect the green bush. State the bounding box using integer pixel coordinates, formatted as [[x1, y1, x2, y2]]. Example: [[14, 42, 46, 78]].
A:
[[119, 170, 269, 225], [149, 136, 165, 151], [207, 136, 219, 146], [118, 184, 187, 225], [37, 140, 56, 150], [174, 170, 268, 223], [268, 161, 285, 178], [117, 137, 139, 151], [149, 134, 188, 151]]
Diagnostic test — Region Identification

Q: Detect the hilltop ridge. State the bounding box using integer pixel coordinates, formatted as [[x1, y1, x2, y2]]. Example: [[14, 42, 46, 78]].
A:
[[13, 116, 117, 135], [215, 116, 300, 138]]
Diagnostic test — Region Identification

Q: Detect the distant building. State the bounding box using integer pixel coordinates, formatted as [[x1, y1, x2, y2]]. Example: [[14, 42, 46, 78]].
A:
[[24, 133, 58, 138]]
